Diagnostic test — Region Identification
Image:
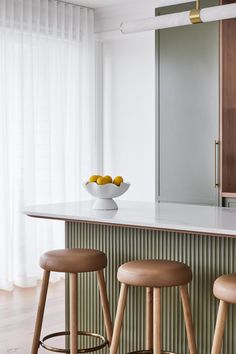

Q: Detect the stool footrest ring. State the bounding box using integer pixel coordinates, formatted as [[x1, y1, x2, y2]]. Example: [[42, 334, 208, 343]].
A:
[[127, 351, 177, 354], [40, 330, 108, 353]]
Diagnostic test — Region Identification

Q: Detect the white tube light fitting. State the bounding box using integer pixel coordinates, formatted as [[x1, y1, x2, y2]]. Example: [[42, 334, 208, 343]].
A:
[[120, 2, 236, 34]]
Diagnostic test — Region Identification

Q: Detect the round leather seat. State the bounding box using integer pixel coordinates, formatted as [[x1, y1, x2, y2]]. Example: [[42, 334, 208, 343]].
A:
[[117, 260, 192, 288], [40, 249, 107, 273], [213, 274, 236, 304]]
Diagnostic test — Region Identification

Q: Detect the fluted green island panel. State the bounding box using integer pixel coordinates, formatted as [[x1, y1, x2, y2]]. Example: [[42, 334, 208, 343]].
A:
[[65, 221, 236, 354]]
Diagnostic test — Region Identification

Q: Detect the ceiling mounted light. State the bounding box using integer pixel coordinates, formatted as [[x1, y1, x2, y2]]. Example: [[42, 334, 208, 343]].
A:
[[120, 0, 236, 34], [189, 0, 202, 24]]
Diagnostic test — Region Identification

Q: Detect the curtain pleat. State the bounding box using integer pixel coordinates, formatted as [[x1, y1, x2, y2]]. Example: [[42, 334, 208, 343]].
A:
[[0, 0, 95, 290]]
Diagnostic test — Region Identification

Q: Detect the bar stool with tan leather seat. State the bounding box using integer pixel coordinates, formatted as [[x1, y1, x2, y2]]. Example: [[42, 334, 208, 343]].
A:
[[31, 248, 113, 354], [211, 274, 236, 354], [110, 260, 198, 354]]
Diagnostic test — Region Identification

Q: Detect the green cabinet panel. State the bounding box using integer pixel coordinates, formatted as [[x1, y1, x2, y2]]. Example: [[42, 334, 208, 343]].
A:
[[156, 0, 220, 206], [65, 222, 236, 354]]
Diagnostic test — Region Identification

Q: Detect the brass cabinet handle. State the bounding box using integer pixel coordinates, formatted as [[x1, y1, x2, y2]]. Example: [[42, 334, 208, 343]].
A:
[[214, 140, 220, 188]]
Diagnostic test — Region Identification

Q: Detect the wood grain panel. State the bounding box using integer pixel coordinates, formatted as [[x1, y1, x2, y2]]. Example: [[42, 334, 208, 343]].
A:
[[221, 0, 236, 193]]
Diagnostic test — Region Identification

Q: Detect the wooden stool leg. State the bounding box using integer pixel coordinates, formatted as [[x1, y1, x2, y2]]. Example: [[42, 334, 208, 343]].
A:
[[97, 270, 113, 344], [211, 300, 228, 354], [31, 271, 50, 354], [146, 287, 153, 350], [180, 285, 198, 354], [70, 273, 78, 354], [110, 283, 129, 354], [153, 288, 162, 354]]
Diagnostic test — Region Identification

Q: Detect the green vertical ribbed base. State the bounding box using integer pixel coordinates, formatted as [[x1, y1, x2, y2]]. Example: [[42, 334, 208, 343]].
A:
[[65, 222, 236, 354]]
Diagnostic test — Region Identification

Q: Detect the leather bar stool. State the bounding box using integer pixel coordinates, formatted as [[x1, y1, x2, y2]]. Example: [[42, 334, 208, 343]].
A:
[[110, 260, 198, 354], [211, 274, 236, 354], [31, 249, 113, 354]]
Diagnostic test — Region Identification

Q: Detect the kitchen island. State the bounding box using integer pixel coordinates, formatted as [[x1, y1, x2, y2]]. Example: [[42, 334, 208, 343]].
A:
[[26, 201, 236, 354]]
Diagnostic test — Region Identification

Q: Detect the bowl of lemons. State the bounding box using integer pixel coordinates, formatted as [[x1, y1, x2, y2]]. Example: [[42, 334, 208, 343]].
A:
[[83, 175, 130, 210]]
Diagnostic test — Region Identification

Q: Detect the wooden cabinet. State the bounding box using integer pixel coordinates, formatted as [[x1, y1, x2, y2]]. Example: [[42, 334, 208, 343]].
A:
[[220, 0, 236, 199]]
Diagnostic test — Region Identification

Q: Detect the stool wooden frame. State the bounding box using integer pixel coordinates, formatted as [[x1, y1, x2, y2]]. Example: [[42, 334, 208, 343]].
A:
[[211, 273, 236, 354], [31, 259, 113, 354], [211, 300, 228, 354], [110, 267, 198, 354]]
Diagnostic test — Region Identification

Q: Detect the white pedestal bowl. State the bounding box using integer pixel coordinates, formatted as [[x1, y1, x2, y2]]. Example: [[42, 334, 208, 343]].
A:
[[83, 182, 130, 210]]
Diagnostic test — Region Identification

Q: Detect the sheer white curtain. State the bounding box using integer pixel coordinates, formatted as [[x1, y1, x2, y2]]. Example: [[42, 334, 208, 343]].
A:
[[0, 0, 96, 290]]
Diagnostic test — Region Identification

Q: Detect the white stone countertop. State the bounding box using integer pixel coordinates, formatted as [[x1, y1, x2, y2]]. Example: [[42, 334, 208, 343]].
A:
[[24, 200, 236, 237]]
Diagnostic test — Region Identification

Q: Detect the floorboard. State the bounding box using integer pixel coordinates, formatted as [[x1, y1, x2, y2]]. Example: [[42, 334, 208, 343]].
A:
[[0, 281, 65, 354]]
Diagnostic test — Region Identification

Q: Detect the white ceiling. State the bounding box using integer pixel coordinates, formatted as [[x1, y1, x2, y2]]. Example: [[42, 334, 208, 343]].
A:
[[66, 0, 129, 8]]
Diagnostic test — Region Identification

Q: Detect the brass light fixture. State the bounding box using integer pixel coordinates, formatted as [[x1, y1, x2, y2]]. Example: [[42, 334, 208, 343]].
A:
[[120, 1, 236, 34], [189, 0, 202, 24]]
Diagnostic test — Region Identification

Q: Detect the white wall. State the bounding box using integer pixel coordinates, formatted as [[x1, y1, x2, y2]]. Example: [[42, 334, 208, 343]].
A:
[[94, 0, 193, 202], [102, 34, 155, 201]]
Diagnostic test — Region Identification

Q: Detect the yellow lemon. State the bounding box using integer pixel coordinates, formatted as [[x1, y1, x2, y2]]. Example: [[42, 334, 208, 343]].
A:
[[113, 176, 124, 186], [97, 176, 109, 185], [89, 175, 102, 183], [103, 175, 112, 183]]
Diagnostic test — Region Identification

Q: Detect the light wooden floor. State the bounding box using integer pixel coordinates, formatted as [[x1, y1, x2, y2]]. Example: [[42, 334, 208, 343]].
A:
[[0, 280, 65, 354]]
